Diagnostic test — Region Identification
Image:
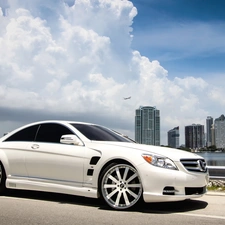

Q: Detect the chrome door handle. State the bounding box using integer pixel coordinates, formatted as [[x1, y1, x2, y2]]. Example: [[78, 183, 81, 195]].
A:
[[31, 144, 39, 149]]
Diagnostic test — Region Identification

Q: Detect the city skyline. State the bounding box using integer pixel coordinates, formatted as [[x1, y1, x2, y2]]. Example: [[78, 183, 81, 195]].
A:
[[167, 114, 225, 149], [134, 105, 223, 149]]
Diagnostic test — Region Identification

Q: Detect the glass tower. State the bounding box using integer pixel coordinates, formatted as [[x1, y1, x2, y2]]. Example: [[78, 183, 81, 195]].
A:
[[168, 127, 180, 148], [214, 114, 225, 149], [206, 116, 213, 147], [135, 106, 160, 146]]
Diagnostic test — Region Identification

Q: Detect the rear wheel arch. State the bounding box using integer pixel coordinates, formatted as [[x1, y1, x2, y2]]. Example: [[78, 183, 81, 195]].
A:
[[0, 151, 10, 174], [0, 161, 7, 194]]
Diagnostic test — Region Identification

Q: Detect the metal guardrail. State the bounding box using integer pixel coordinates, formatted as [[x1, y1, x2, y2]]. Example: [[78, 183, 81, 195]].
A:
[[207, 166, 225, 180]]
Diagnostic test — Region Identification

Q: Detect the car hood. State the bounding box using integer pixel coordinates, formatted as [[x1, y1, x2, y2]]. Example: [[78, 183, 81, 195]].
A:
[[86, 141, 202, 161]]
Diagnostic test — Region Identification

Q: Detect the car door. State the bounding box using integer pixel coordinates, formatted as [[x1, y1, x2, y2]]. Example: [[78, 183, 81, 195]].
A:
[[1, 124, 40, 178], [25, 123, 85, 187]]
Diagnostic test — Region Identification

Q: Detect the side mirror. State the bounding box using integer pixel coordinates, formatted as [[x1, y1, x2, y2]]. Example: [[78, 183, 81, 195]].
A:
[[60, 134, 83, 146]]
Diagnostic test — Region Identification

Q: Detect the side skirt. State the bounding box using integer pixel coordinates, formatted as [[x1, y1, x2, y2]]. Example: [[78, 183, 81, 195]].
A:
[[6, 177, 98, 199]]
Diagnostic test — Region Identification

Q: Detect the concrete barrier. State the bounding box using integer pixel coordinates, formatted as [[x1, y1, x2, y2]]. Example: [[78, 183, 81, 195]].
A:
[[207, 166, 225, 180]]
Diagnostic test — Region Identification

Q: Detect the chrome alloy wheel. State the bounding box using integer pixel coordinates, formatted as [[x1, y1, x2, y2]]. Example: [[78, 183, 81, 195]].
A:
[[101, 164, 143, 210]]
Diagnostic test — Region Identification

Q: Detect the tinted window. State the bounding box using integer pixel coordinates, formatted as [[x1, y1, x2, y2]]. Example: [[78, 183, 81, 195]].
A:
[[4, 125, 39, 142], [35, 123, 73, 143], [71, 124, 131, 142]]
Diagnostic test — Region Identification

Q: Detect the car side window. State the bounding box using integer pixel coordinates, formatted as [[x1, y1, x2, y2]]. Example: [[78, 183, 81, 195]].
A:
[[35, 123, 73, 143], [4, 125, 40, 142]]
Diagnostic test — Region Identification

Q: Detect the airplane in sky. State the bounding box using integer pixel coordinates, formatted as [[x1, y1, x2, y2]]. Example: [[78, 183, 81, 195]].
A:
[[123, 96, 131, 100]]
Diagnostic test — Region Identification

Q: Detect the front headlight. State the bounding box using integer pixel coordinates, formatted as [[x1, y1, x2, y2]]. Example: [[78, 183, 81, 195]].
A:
[[142, 154, 178, 170]]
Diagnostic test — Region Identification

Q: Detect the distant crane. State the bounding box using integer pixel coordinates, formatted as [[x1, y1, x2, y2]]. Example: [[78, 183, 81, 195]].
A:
[[123, 96, 131, 100]]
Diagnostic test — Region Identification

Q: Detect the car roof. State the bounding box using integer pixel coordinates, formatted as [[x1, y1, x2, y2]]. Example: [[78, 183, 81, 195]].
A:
[[0, 120, 101, 141]]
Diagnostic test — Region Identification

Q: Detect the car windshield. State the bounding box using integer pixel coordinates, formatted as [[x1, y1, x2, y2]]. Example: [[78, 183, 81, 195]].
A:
[[70, 123, 133, 142]]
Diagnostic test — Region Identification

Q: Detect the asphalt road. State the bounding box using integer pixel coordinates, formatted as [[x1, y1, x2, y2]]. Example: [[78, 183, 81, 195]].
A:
[[0, 190, 225, 225]]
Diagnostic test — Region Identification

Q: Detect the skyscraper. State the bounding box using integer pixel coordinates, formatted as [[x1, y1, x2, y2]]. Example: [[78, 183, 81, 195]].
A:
[[214, 114, 225, 149], [206, 116, 213, 147], [135, 106, 160, 145], [167, 127, 180, 148], [185, 124, 205, 149], [211, 124, 215, 147]]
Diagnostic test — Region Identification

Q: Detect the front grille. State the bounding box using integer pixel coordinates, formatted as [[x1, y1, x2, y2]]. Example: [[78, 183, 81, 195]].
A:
[[185, 186, 206, 195], [180, 159, 207, 173]]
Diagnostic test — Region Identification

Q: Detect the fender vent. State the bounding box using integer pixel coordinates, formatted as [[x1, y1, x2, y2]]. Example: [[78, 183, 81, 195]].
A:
[[87, 169, 94, 176], [90, 156, 100, 165]]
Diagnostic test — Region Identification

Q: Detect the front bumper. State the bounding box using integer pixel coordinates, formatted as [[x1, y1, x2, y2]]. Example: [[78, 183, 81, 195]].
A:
[[137, 162, 209, 203]]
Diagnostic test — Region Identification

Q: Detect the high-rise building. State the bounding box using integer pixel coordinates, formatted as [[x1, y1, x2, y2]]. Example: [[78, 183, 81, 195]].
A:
[[211, 124, 215, 147], [167, 127, 180, 148], [185, 124, 205, 149], [206, 116, 213, 147], [135, 106, 160, 145], [214, 114, 225, 149]]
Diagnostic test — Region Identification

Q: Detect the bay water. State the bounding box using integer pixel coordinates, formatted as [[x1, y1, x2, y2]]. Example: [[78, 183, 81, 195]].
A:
[[196, 152, 225, 166]]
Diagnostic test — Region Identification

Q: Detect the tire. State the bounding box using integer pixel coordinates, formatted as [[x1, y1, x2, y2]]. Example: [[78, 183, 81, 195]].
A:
[[100, 163, 143, 210], [0, 162, 6, 194]]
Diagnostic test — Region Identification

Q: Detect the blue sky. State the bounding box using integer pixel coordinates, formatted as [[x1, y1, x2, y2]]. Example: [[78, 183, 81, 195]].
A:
[[0, 0, 225, 145], [131, 0, 225, 83]]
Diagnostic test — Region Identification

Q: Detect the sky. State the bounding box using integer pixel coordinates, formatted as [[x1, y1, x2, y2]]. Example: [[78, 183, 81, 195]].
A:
[[0, 0, 225, 145]]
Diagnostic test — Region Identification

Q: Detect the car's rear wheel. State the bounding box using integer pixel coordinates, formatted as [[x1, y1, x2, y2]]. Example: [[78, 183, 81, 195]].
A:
[[100, 163, 143, 210], [0, 162, 6, 194]]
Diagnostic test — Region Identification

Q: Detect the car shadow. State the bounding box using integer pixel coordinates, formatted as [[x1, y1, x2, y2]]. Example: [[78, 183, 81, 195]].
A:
[[4, 189, 208, 213], [137, 199, 208, 214], [4, 189, 102, 208]]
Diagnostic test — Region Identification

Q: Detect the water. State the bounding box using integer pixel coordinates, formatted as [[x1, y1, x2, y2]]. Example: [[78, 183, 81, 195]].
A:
[[196, 152, 225, 166]]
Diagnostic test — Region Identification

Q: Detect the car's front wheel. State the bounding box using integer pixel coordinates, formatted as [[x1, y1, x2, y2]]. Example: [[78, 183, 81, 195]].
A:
[[0, 162, 6, 194], [100, 163, 143, 210]]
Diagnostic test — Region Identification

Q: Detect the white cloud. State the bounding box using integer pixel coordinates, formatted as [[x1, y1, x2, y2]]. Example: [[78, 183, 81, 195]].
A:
[[209, 87, 225, 106], [0, 0, 225, 145], [175, 76, 208, 90]]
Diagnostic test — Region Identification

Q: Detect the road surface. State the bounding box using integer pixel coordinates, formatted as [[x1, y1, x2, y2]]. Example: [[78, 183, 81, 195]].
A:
[[0, 190, 224, 225]]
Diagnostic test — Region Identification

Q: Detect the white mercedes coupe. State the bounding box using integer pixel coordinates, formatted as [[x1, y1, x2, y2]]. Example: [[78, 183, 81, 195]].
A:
[[0, 120, 208, 210]]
